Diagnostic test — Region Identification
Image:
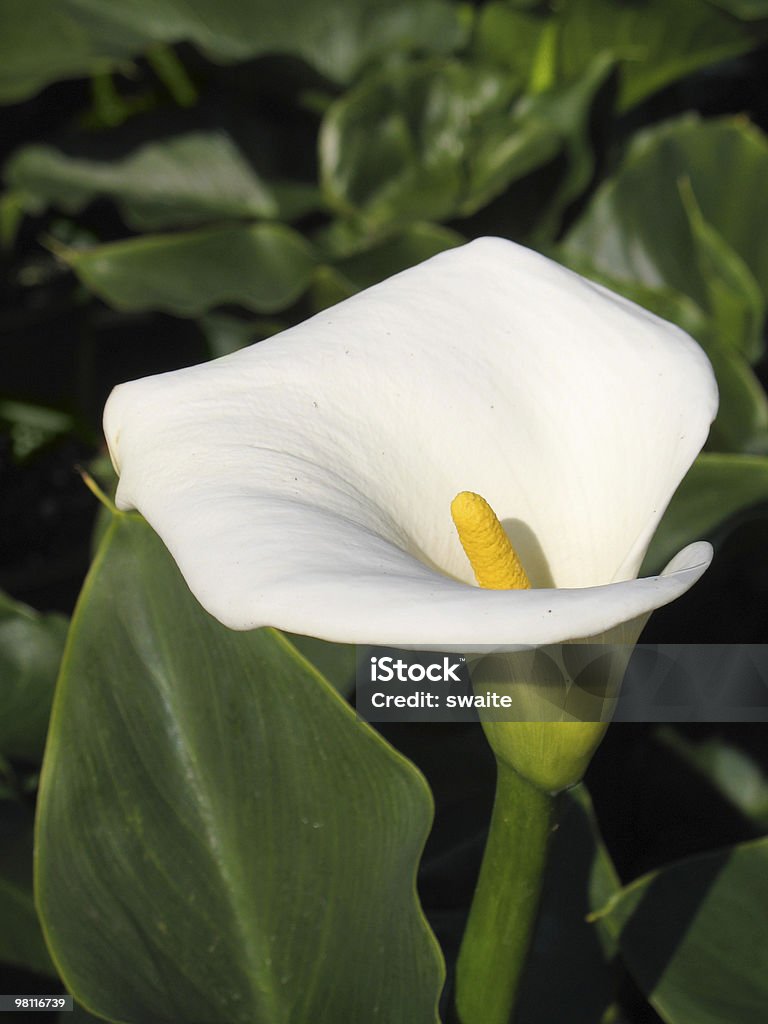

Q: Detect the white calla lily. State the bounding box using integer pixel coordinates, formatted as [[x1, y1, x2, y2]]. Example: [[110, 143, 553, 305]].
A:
[[103, 237, 717, 651]]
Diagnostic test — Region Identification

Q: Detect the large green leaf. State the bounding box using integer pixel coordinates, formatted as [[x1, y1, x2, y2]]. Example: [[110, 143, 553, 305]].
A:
[[558, 0, 762, 110], [85, 0, 468, 80], [64, 224, 318, 316], [0, 591, 68, 763], [0, 0, 143, 105], [320, 60, 538, 229], [5, 134, 280, 230], [564, 116, 768, 309], [643, 454, 768, 573], [36, 514, 443, 1023], [0, 0, 469, 103], [0, 811, 55, 976], [474, 0, 762, 111], [68, 0, 470, 82], [320, 56, 610, 231], [591, 837, 768, 1023]]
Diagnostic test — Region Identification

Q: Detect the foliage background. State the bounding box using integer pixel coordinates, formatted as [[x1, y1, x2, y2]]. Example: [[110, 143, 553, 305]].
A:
[[1, 1, 768, 1021]]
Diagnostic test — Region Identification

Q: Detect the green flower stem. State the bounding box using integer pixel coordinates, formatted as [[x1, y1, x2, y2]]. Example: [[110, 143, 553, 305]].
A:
[[454, 759, 556, 1024]]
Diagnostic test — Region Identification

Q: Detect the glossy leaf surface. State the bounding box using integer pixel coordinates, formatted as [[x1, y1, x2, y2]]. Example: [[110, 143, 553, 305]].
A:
[[565, 116, 768, 306], [37, 514, 443, 1023]]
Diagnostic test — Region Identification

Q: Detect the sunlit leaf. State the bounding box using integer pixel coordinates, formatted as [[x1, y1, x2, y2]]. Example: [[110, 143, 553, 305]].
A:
[[558, 0, 763, 111], [63, 224, 317, 316], [6, 134, 279, 230], [562, 117, 768, 455], [564, 116, 768, 309], [321, 60, 533, 228], [474, 0, 762, 111]]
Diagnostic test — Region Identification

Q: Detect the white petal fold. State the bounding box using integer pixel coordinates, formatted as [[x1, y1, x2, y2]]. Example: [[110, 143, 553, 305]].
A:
[[104, 237, 717, 649]]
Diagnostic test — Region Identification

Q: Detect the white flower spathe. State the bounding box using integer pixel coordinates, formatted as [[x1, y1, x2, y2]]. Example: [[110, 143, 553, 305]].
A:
[[103, 237, 718, 650]]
